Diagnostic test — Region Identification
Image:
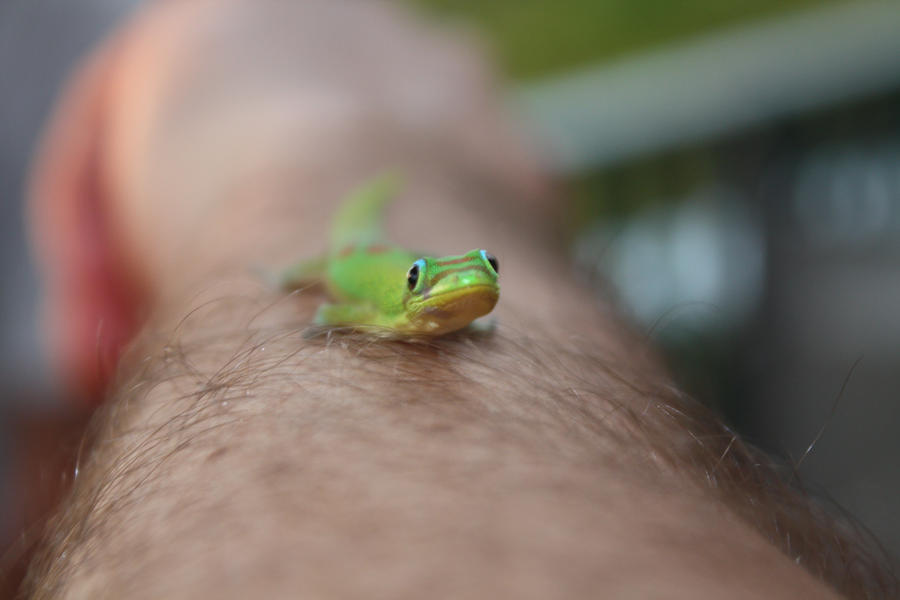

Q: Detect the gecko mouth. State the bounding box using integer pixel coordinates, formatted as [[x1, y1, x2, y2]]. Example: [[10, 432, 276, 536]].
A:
[[419, 285, 499, 318]]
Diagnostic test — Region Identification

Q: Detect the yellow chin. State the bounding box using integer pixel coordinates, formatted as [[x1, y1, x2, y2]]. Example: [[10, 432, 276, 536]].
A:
[[410, 285, 499, 334]]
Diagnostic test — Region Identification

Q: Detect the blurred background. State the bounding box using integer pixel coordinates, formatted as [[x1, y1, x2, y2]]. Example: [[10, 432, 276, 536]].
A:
[[1, 0, 898, 593]]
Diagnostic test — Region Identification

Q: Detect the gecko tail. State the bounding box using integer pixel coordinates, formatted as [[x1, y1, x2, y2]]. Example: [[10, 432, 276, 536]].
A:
[[330, 170, 403, 251]]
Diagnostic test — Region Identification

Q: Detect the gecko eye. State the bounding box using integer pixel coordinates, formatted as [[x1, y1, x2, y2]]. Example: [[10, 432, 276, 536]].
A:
[[407, 259, 425, 291], [480, 250, 499, 275]]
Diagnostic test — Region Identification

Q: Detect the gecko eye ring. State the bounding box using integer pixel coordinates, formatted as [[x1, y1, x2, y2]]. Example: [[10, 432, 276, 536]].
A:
[[480, 250, 499, 275], [407, 260, 423, 290]]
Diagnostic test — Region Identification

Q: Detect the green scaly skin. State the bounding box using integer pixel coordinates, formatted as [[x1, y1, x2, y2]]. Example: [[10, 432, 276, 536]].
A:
[[281, 174, 500, 336]]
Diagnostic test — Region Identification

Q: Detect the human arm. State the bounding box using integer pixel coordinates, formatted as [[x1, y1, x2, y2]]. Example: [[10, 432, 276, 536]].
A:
[[25, 1, 887, 598]]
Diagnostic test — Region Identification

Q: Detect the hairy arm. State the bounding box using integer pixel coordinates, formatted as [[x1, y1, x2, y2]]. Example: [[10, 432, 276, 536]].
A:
[[25, 1, 890, 598]]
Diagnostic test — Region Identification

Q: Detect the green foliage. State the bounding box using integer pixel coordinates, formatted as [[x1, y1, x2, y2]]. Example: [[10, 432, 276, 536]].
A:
[[407, 0, 845, 80], [564, 146, 717, 234]]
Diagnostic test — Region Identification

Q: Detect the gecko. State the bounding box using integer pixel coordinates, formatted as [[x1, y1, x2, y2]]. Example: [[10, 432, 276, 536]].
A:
[[281, 174, 499, 336]]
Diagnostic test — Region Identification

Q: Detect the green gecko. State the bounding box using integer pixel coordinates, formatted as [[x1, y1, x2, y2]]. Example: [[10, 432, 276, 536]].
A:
[[281, 174, 499, 336]]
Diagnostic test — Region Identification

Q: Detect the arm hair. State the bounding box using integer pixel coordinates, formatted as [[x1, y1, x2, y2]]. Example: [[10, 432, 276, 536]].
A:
[[25, 283, 894, 598]]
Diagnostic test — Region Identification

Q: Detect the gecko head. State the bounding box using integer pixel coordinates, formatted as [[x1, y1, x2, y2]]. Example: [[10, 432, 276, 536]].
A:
[[404, 249, 499, 334]]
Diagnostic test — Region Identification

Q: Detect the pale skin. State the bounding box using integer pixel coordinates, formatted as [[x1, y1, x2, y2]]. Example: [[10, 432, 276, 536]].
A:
[[24, 1, 891, 598]]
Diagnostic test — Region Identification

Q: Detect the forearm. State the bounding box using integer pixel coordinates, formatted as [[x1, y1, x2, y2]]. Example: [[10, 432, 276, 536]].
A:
[[28, 273, 837, 599], [28, 164, 843, 598]]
